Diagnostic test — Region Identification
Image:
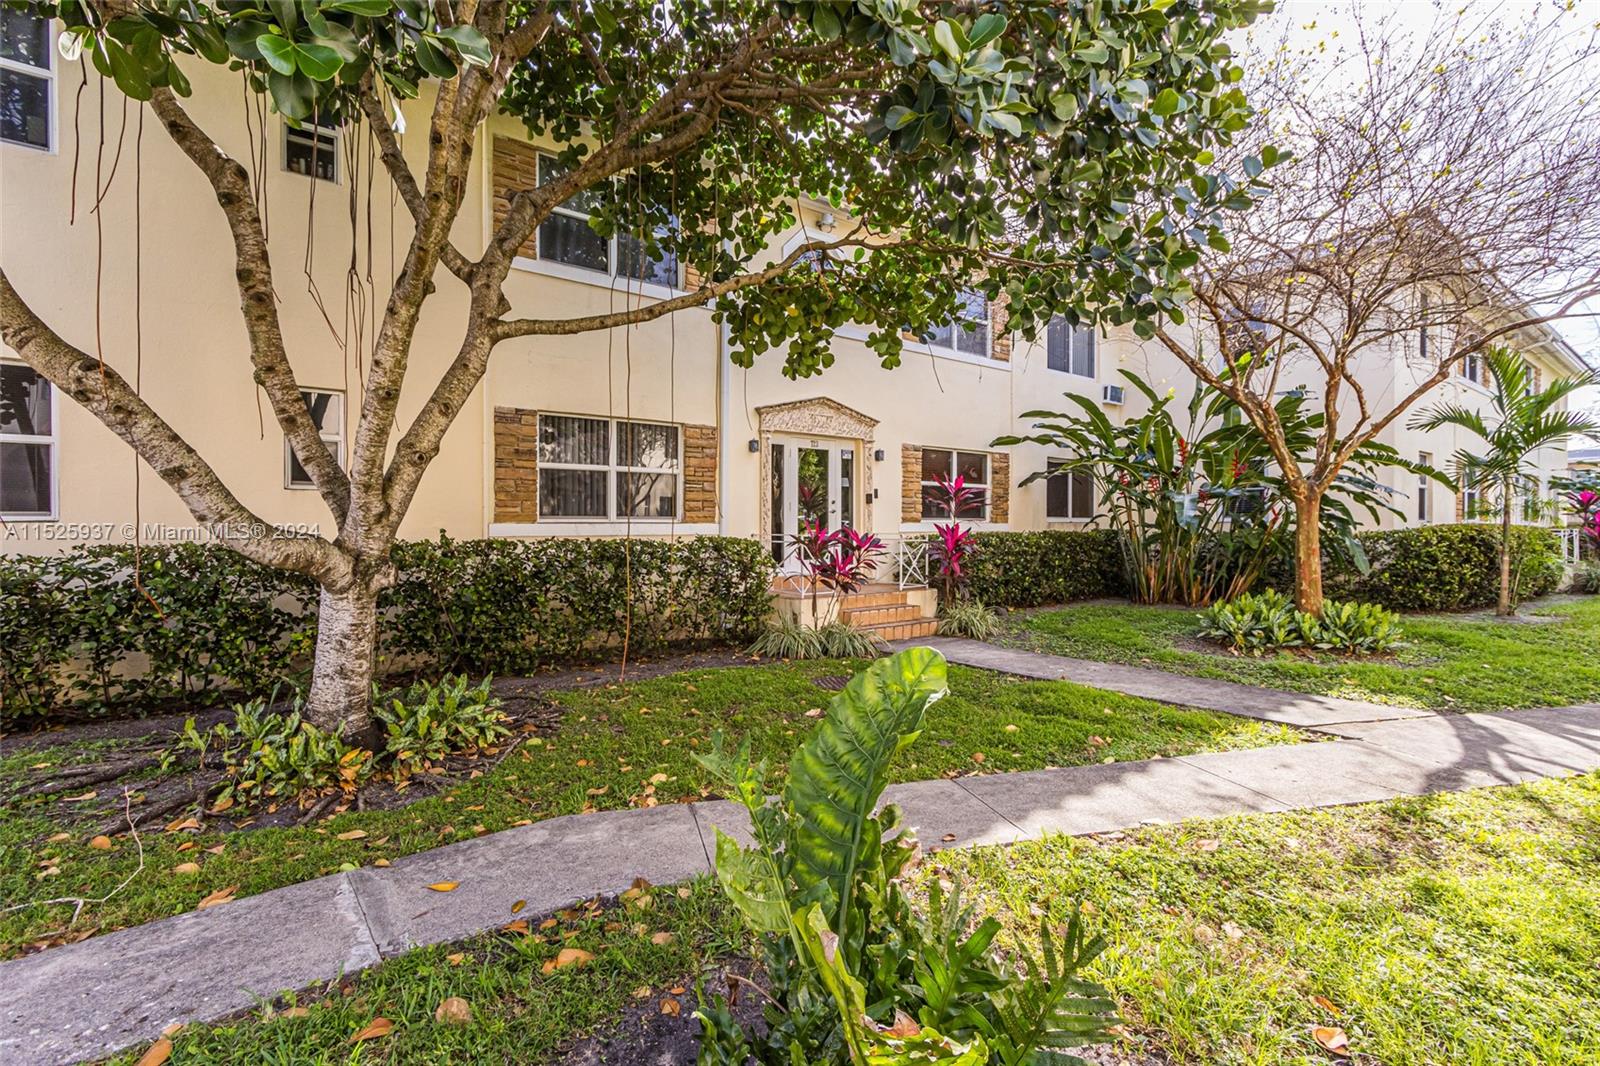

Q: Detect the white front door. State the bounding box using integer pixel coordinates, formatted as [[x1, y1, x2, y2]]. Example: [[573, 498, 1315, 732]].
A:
[[769, 435, 859, 572]]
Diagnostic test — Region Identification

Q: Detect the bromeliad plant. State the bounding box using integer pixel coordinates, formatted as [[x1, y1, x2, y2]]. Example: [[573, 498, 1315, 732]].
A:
[[1198, 589, 1403, 656], [695, 648, 1118, 1065], [999, 373, 1439, 606]]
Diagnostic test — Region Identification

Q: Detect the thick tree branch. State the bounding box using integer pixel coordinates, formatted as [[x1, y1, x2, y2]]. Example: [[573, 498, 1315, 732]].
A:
[[147, 88, 350, 525], [1, 270, 343, 581]]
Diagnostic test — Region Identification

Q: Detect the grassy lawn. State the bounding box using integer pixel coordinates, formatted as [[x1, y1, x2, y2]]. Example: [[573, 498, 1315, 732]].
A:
[[1005, 595, 1600, 712], [941, 771, 1600, 1066], [104, 878, 746, 1065], [101, 773, 1600, 1065], [1, 660, 1297, 957]]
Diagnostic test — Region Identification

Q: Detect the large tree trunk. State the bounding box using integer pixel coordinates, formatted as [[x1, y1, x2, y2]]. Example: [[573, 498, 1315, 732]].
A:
[[1292, 491, 1325, 616], [304, 577, 384, 742], [1498, 482, 1515, 617]]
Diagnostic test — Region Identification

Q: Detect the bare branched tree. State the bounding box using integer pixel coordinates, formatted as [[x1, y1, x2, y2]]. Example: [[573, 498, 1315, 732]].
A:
[[1150, 1, 1600, 613]]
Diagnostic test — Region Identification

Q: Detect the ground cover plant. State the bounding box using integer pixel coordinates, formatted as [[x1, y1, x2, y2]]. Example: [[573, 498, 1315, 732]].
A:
[[1198, 590, 1403, 656], [0, 661, 1298, 958], [939, 772, 1600, 1066], [1007, 597, 1600, 712]]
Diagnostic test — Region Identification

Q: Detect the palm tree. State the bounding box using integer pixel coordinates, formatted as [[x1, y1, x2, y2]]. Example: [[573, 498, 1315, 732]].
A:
[[1411, 347, 1599, 615]]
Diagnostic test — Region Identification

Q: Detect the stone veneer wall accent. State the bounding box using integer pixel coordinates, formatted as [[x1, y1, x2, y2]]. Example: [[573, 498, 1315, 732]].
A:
[[682, 424, 718, 524], [902, 444, 923, 523], [494, 406, 717, 524], [989, 296, 1011, 362], [491, 137, 541, 260], [989, 451, 1010, 524], [494, 407, 540, 522]]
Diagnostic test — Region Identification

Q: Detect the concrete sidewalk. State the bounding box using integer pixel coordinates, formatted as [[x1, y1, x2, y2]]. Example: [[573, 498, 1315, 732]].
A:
[[907, 636, 1435, 727], [4, 700, 1598, 1064]]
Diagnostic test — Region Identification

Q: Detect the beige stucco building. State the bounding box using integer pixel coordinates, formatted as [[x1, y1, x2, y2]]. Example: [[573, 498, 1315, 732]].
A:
[[2, 15, 1592, 563]]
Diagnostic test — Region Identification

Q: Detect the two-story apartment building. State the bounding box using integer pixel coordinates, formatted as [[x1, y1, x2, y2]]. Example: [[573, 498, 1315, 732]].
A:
[[2, 11, 1591, 562]]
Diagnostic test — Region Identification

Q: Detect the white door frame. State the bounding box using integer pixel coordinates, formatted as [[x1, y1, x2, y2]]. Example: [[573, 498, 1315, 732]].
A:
[[770, 433, 858, 573]]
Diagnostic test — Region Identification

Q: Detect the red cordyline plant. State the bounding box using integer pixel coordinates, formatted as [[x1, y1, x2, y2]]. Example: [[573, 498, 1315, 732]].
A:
[[927, 474, 982, 603], [787, 520, 887, 622], [1564, 488, 1600, 556]]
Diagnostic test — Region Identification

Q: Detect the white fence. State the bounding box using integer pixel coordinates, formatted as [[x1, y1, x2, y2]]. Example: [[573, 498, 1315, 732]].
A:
[[1557, 528, 1584, 567]]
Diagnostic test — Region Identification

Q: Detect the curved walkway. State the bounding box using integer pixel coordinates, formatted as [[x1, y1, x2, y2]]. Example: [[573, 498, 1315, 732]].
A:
[[4, 647, 1599, 1065]]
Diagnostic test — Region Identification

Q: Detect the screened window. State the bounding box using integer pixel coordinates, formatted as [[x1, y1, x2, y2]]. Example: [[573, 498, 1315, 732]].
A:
[[1045, 460, 1094, 519], [1046, 317, 1096, 377], [925, 290, 990, 357], [1459, 350, 1482, 384], [286, 391, 344, 489], [536, 153, 678, 286], [920, 447, 988, 520], [1459, 464, 1484, 520], [1, 9, 52, 151], [538, 414, 680, 520], [1, 360, 55, 518], [284, 123, 338, 182]]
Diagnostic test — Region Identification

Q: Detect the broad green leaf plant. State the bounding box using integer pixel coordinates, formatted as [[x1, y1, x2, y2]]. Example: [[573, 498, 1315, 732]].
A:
[[695, 648, 1117, 1065]]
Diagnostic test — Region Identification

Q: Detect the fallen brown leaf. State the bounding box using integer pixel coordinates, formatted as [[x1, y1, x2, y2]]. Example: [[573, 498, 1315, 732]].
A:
[[632, 985, 652, 999], [172, 862, 201, 875], [89, 835, 114, 851], [427, 881, 460, 892], [502, 920, 530, 935], [351, 1017, 394, 1042], [196, 885, 239, 910], [445, 952, 467, 966], [336, 829, 368, 841], [165, 817, 201, 833], [650, 931, 675, 945], [511, 899, 527, 914], [47, 832, 71, 843], [541, 947, 595, 973], [1311, 994, 1342, 1015], [64, 791, 98, 803], [1312, 1026, 1350, 1056], [133, 1037, 172, 1066], [970, 752, 985, 764], [660, 997, 681, 1016], [434, 997, 472, 1026], [373, 858, 391, 867]]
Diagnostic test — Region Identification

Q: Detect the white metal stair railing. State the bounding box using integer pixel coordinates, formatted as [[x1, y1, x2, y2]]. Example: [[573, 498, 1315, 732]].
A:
[[872, 533, 932, 590], [1557, 528, 1583, 567]]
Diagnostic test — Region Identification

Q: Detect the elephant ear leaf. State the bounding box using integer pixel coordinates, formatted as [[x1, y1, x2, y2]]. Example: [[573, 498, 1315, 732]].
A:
[[783, 647, 948, 926], [710, 828, 789, 934]]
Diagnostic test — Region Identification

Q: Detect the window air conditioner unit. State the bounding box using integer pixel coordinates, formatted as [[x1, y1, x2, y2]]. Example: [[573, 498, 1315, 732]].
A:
[[1102, 384, 1125, 406]]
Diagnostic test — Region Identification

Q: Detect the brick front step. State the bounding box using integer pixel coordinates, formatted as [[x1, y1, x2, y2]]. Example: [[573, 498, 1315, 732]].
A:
[[843, 603, 924, 626], [858, 618, 940, 641]]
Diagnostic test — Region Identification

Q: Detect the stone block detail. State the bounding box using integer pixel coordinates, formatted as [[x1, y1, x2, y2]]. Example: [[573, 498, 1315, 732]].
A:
[[989, 296, 1011, 362], [990, 452, 1010, 524], [683, 424, 718, 524], [902, 444, 923, 523], [494, 407, 540, 522], [492, 137, 541, 261]]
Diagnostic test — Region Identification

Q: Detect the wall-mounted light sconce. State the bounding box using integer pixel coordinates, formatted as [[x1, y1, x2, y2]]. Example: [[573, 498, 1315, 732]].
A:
[[748, 439, 760, 453], [873, 448, 885, 462], [816, 211, 836, 232]]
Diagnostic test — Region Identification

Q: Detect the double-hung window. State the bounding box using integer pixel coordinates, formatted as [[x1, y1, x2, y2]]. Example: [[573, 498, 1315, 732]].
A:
[[1045, 460, 1094, 520], [1458, 351, 1481, 384], [285, 391, 344, 489], [535, 154, 678, 287], [920, 448, 988, 520], [1, 359, 56, 518], [284, 123, 338, 182], [1045, 317, 1096, 377], [1, 9, 53, 151], [925, 290, 990, 357], [538, 414, 680, 521], [1417, 451, 1432, 523]]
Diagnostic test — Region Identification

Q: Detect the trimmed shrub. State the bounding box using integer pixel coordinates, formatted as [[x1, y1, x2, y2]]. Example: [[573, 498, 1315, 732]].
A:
[[962, 529, 1126, 608], [1, 535, 773, 722], [1321, 525, 1563, 612]]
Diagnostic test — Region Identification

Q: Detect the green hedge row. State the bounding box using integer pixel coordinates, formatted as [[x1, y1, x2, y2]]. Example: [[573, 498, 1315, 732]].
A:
[[1321, 524, 1564, 612], [0, 536, 773, 721], [963, 529, 1126, 608]]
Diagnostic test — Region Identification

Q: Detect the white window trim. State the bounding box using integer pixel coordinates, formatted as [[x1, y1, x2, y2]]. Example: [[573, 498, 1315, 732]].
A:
[[1045, 458, 1095, 521], [1416, 452, 1433, 524], [0, 12, 56, 154], [537, 413, 683, 523], [282, 122, 340, 183], [1, 356, 59, 520], [521, 152, 682, 293], [922, 291, 992, 361], [918, 447, 989, 522], [284, 390, 345, 490]]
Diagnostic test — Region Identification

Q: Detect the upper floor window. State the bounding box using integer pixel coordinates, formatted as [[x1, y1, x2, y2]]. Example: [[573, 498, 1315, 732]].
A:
[[538, 414, 680, 520], [536, 153, 678, 287], [1458, 351, 1481, 384], [1046, 317, 1096, 377], [925, 290, 990, 358], [1, 360, 56, 518], [1417, 451, 1433, 523], [284, 123, 338, 182], [285, 390, 344, 489], [1046, 460, 1094, 519], [1, 9, 53, 151], [921, 447, 988, 520]]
